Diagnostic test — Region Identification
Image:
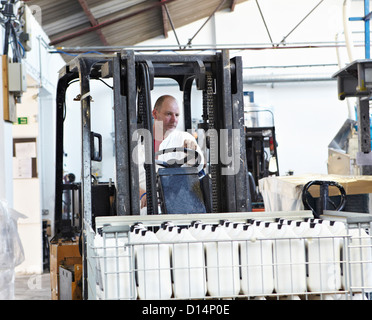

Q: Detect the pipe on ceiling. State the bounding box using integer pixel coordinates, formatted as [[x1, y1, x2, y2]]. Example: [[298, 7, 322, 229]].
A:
[[152, 72, 335, 86], [242, 73, 334, 84], [343, 0, 355, 63]]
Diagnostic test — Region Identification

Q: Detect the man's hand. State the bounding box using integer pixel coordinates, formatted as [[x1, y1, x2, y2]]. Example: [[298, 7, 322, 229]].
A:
[[140, 188, 147, 208], [183, 139, 197, 150]]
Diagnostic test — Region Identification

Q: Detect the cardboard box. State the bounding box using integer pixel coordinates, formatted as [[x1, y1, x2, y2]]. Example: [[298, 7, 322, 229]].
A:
[[50, 238, 81, 300], [59, 264, 82, 300]]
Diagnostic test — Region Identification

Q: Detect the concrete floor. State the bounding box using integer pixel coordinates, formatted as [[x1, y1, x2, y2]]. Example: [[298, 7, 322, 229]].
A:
[[14, 273, 51, 300]]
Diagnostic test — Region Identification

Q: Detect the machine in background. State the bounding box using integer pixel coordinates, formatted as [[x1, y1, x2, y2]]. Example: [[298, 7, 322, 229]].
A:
[[243, 91, 279, 209]]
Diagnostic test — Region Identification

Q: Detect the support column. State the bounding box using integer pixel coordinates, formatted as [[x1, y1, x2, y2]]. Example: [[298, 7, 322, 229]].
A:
[[356, 97, 372, 175]]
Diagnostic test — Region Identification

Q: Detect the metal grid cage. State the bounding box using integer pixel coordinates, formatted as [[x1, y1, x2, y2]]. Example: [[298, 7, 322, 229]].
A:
[[86, 211, 372, 300]]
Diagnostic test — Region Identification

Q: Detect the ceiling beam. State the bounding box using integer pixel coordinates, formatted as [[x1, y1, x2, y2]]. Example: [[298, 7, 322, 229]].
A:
[[230, 0, 237, 11], [49, 0, 178, 46], [160, 0, 168, 38], [162, 1, 181, 48], [77, 0, 109, 46]]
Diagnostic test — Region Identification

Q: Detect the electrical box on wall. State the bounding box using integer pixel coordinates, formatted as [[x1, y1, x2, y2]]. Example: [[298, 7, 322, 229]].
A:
[[8, 61, 27, 93]]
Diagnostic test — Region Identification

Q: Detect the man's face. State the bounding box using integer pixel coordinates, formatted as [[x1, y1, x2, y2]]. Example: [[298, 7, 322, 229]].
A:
[[153, 98, 180, 136]]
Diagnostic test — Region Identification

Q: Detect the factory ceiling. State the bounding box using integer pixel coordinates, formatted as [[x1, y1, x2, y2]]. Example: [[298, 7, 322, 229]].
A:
[[24, 0, 248, 60]]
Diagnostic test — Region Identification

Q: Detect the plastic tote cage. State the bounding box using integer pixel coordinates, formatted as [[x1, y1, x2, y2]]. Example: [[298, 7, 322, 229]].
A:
[[86, 211, 372, 300]]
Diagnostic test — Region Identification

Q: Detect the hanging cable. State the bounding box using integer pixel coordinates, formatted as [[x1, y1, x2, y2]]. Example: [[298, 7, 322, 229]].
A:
[[163, 3, 182, 49], [185, 0, 227, 48], [1, 0, 24, 62], [277, 0, 325, 47], [255, 0, 274, 47]]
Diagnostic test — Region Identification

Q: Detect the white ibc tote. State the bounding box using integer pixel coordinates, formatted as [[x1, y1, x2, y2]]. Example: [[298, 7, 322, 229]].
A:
[[220, 220, 245, 238], [305, 223, 342, 292], [345, 228, 372, 292], [135, 229, 172, 300], [204, 225, 240, 297], [94, 233, 133, 299], [155, 222, 177, 241], [237, 224, 274, 296], [89, 211, 372, 300], [171, 228, 206, 299], [272, 224, 307, 294]]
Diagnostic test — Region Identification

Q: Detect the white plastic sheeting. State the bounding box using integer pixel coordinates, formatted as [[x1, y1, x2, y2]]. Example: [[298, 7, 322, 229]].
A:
[[0, 200, 25, 299]]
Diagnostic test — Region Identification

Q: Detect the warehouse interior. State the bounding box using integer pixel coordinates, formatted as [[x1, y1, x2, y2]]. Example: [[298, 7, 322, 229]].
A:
[[1, 0, 372, 301]]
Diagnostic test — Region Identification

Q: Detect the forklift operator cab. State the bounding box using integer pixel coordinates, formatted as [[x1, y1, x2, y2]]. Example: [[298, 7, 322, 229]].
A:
[[137, 123, 209, 215], [54, 50, 251, 231], [53, 50, 251, 298]]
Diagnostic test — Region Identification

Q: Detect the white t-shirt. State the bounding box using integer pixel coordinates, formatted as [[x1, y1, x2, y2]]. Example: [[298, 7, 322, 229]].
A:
[[137, 130, 205, 191]]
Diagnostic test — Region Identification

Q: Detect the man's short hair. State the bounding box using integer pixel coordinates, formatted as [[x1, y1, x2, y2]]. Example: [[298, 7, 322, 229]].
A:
[[154, 95, 176, 112]]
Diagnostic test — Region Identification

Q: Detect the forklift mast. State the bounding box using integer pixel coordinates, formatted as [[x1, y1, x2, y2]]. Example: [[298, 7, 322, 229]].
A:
[[54, 50, 251, 298]]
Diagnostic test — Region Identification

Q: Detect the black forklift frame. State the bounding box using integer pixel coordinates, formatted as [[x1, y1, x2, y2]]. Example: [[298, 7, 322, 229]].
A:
[[245, 126, 279, 186], [54, 50, 251, 298]]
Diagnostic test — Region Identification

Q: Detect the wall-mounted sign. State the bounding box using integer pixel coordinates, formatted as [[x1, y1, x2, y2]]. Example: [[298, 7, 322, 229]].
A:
[[13, 138, 37, 178], [17, 117, 28, 125]]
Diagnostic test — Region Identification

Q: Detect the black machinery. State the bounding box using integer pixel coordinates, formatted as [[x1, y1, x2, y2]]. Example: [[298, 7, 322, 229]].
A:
[[53, 50, 252, 298], [244, 101, 279, 208], [301, 180, 346, 218]]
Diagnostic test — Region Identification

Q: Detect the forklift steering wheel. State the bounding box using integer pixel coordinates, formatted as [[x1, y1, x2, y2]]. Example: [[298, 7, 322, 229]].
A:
[[155, 147, 201, 168]]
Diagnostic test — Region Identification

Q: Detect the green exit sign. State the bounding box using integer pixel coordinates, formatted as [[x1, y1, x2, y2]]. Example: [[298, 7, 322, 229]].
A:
[[17, 117, 28, 125]]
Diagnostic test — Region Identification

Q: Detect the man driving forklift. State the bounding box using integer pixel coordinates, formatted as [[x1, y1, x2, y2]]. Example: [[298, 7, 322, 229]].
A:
[[138, 95, 205, 209]]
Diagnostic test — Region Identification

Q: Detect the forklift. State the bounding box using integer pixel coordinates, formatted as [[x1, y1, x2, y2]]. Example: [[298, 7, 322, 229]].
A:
[[243, 91, 279, 210], [51, 50, 252, 299]]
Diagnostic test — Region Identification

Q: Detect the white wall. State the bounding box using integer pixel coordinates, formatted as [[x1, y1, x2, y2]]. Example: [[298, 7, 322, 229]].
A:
[[9, 5, 65, 274], [134, 0, 367, 175], [0, 17, 13, 206], [0, 97, 13, 205], [246, 82, 348, 175], [12, 87, 42, 274]]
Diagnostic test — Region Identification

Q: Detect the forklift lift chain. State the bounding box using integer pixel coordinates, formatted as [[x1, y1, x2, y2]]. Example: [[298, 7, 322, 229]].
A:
[[206, 74, 219, 213]]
